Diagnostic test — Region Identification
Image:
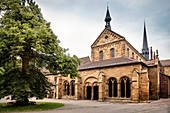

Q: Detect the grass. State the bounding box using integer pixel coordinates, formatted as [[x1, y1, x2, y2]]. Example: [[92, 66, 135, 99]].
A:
[[0, 102, 64, 112]]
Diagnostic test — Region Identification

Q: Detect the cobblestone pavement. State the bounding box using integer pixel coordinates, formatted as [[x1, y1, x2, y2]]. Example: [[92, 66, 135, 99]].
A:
[[0, 97, 170, 113]]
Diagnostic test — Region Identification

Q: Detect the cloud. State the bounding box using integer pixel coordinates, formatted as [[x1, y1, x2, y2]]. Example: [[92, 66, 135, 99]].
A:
[[34, 0, 170, 60]]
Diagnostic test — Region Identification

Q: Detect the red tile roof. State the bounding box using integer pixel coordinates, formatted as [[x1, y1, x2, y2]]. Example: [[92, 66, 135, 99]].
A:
[[144, 60, 156, 66], [78, 56, 141, 71]]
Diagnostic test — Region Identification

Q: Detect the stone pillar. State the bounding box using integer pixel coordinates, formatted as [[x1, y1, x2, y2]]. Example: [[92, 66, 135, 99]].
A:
[[106, 83, 109, 98], [83, 86, 86, 99], [131, 69, 140, 102], [69, 83, 71, 96], [124, 80, 127, 98], [98, 82, 103, 101], [117, 82, 121, 97], [56, 76, 62, 99], [75, 77, 80, 100], [112, 81, 114, 97], [91, 86, 94, 100]]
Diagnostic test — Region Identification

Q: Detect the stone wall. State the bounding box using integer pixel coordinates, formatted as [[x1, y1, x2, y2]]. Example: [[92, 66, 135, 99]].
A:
[[160, 74, 170, 98], [78, 63, 150, 102], [164, 66, 170, 76], [148, 66, 159, 99]]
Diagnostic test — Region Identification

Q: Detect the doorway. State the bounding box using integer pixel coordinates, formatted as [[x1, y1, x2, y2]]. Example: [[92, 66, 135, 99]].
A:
[[87, 86, 91, 100], [93, 86, 99, 100]]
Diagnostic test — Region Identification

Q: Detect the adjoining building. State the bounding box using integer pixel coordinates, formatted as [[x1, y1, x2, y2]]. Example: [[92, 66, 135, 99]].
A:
[[45, 7, 170, 102]]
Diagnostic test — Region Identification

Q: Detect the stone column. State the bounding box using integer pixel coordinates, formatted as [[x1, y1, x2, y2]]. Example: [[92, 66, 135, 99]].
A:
[[75, 77, 80, 100], [56, 76, 62, 99], [106, 83, 109, 98], [112, 80, 114, 97], [124, 80, 127, 98], [91, 86, 94, 100], [98, 82, 103, 101], [117, 82, 121, 98], [83, 86, 85, 99], [69, 83, 71, 96]]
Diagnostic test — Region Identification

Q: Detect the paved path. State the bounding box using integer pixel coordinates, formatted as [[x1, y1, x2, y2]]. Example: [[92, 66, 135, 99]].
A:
[[0, 97, 170, 113]]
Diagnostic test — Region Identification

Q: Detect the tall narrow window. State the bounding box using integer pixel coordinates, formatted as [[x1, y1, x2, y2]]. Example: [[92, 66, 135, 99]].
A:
[[111, 49, 115, 58], [127, 48, 129, 57], [100, 51, 103, 60], [132, 52, 134, 59]]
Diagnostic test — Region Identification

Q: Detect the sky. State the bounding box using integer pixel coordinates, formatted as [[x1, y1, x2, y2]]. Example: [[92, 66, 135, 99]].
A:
[[35, 0, 170, 60]]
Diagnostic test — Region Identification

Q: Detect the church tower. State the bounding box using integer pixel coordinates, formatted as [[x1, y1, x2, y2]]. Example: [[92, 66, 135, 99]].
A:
[[142, 22, 149, 61], [105, 6, 112, 30]]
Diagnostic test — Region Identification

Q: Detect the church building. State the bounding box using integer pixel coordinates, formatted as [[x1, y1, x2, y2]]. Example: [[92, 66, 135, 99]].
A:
[[46, 7, 170, 102]]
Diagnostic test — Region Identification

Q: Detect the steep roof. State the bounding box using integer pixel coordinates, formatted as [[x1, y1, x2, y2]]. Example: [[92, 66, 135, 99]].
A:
[[78, 56, 142, 71], [80, 56, 91, 65], [160, 59, 170, 67]]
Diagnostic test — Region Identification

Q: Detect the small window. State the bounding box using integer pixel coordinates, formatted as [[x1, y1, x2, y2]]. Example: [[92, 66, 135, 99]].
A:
[[136, 56, 138, 60], [100, 51, 103, 60], [105, 35, 108, 39], [132, 52, 134, 59], [111, 49, 115, 57], [127, 48, 129, 57]]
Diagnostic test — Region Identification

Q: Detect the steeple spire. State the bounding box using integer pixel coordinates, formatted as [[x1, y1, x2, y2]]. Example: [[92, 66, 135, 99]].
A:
[[105, 5, 112, 30], [142, 21, 149, 60]]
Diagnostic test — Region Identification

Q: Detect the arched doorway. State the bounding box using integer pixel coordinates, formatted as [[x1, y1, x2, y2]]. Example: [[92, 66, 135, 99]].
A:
[[126, 79, 131, 98], [93, 83, 99, 100], [120, 77, 131, 98], [70, 80, 75, 96], [87, 86, 91, 100], [108, 78, 117, 97], [63, 80, 69, 96], [121, 79, 125, 97]]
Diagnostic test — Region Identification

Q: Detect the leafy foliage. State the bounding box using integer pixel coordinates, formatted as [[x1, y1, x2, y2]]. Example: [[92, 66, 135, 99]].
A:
[[0, 0, 81, 102]]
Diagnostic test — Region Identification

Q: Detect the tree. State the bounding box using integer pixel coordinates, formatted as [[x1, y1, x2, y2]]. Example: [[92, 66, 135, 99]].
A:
[[0, 0, 81, 105]]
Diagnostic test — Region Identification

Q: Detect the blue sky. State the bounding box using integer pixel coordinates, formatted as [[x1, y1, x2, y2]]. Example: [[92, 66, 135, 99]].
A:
[[35, 0, 170, 60]]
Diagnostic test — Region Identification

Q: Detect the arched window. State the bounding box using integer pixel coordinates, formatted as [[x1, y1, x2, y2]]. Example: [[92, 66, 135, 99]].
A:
[[70, 81, 75, 96], [108, 78, 117, 97], [127, 48, 129, 57], [100, 51, 103, 60], [132, 52, 134, 59], [120, 77, 131, 98], [111, 49, 115, 58]]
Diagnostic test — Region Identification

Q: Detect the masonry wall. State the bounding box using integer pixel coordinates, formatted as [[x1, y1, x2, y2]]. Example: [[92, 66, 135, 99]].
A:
[[160, 74, 170, 98], [91, 41, 125, 62], [148, 67, 159, 99], [139, 67, 149, 101], [164, 66, 170, 76], [124, 42, 146, 62]]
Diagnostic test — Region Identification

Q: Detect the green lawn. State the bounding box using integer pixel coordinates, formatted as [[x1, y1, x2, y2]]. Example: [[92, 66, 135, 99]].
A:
[[0, 102, 64, 112]]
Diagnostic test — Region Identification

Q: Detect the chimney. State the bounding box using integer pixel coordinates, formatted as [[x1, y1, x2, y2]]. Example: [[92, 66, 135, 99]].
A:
[[150, 47, 153, 60], [154, 51, 156, 59], [156, 49, 159, 58]]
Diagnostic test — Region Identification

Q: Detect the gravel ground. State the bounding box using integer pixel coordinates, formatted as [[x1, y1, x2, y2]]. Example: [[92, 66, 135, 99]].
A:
[[0, 97, 170, 113]]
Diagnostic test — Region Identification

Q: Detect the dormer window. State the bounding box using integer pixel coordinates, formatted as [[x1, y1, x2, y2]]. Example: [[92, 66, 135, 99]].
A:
[[105, 35, 108, 39], [100, 51, 103, 60]]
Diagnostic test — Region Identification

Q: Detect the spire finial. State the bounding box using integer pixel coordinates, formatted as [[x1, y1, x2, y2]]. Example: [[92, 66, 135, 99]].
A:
[[142, 21, 149, 60], [104, 3, 112, 30]]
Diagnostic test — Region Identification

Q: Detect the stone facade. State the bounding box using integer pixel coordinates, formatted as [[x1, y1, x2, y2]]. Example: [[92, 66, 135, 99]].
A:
[[45, 26, 170, 102], [91, 29, 146, 62]]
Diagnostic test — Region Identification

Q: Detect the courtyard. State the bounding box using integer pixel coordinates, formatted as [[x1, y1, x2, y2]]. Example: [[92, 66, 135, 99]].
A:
[[0, 98, 170, 113]]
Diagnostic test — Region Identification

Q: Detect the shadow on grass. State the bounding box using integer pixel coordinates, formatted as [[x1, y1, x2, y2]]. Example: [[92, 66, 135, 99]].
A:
[[0, 102, 64, 112]]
